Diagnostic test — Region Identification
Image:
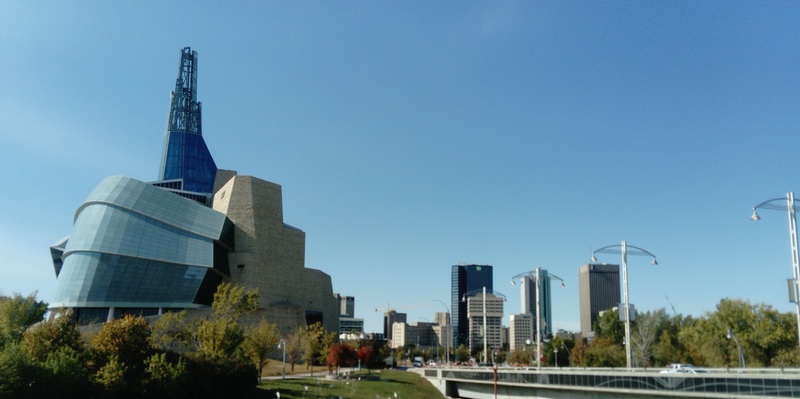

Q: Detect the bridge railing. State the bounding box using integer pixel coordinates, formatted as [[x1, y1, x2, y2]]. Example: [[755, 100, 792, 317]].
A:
[[425, 367, 800, 398]]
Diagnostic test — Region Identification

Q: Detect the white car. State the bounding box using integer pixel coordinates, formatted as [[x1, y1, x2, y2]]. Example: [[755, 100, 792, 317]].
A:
[[659, 364, 707, 374]]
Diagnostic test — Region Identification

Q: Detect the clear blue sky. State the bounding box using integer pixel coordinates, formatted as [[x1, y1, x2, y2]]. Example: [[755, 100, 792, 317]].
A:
[[2, 2, 800, 334]]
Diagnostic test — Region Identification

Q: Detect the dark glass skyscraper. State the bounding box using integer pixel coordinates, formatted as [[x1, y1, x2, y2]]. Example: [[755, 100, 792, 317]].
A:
[[579, 263, 621, 336], [451, 264, 493, 347]]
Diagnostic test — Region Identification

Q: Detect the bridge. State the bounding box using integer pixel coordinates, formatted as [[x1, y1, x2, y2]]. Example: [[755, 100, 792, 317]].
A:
[[416, 366, 800, 399]]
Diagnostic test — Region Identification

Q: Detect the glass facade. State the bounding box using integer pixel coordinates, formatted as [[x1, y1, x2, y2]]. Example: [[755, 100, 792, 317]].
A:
[[451, 264, 493, 348], [158, 130, 217, 194], [51, 176, 231, 316], [523, 270, 555, 339]]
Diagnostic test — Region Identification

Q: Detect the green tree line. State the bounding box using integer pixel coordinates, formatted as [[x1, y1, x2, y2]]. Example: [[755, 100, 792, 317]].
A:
[[0, 283, 372, 399], [506, 298, 800, 369]]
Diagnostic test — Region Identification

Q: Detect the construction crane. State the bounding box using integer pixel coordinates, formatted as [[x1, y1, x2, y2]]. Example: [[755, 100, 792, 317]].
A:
[[374, 303, 433, 314]]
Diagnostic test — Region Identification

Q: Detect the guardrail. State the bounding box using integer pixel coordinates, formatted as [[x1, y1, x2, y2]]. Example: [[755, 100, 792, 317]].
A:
[[422, 367, 800, 398]]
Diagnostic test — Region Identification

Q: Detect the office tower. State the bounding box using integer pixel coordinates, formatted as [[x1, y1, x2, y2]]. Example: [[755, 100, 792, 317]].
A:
[[452, 264, 493, 348], [335, 294, 355, 318], [334, 294, 363, 334], [509, 313, 534, 352], [434, 311, 450, 326], [579, 264, 621, 337], [519, 269, 556, 340], [466, 292, 504, 355], [384, 310, 407, 343], [49, 47, 338, 333]]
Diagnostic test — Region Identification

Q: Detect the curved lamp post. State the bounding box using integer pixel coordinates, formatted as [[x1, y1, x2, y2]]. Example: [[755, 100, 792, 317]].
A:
[[751, 193, 800, 353], [277, 339, 286, 379], [433, 299, 451, 367], [510, 268, 565, 369], [462, 287, 506, 364], [591, 241, 658, 369], [727, 328, 745, 368]]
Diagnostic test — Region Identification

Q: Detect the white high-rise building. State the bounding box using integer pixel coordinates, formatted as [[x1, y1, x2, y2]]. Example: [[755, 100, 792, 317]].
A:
[[509, 313, 534, 352], [466, 292, 504, 354]]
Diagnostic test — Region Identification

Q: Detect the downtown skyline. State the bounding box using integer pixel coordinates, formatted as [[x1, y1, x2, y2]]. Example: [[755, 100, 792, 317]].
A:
[[2, 2, 800, 334]]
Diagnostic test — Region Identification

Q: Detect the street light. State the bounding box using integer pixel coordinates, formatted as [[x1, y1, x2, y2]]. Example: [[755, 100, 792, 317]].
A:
[[433, 299, 451, 367], [510, 268, 566, 369], [727, 328, 745, 368], [751, 193, 800, 353], [462, 287, 507, 365], [277, 339, 286, 379], [591, 241, 658, 369], [553, 347, 559, 367]]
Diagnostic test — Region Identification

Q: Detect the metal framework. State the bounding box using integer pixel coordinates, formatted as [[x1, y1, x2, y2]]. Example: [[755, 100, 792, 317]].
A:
[[591, 241, 658, 369], [751, 192, 800, 354], [167, 47, 202, 135], [510, 268, 565, 369]]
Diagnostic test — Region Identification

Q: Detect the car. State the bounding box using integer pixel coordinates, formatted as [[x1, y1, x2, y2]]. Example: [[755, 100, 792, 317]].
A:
[[659, 364, 707, 374]]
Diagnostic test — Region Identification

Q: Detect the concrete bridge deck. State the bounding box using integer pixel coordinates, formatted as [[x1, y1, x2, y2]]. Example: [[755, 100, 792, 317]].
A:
[[417, 366, 800, 399]]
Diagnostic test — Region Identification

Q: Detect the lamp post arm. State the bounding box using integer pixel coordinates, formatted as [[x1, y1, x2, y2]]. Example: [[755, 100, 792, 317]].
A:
[[592, 245, 657, 259], [752, 197, 800, 211]]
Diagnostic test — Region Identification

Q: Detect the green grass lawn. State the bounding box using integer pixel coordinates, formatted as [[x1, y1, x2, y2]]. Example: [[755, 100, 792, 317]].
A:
[[256, 369, 446, 399]]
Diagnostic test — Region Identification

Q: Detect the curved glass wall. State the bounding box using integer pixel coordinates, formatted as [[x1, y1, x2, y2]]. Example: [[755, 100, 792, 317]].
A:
[[51, 176, 229, 310]]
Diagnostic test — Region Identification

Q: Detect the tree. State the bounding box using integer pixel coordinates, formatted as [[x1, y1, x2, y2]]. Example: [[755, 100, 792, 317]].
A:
[[208, 283, 259, 321], [326, 342, 356, 373], [682, 298, 798, 368], [0, 292, 48, 349], [494, 350, 507, 365], [356, 343, 374, 370], [150, 310, 194, 353], [544, 337, 568, 367], [143, 352, 186, 397], [301, 322, 335, 375], [91, 314, 151, 391], [653, 314, 694, 366], [195, 283, 259, 362], [42, 346, 90, 397], [454, 344, 470, 363], [92, 315, 151, 367], [95, 355, 128, 393], [507, 350, 531, 366], [631, 308, 668, 368], [572, 338, 588, 367], [285, 326, 305, 371], [594, 308, 624, 344], [22, 311, 84, 363], [395, 345, 407, 365], [582, 338, 625, 367], [242, 319, 280, 377], [0, 343, 47, 397]]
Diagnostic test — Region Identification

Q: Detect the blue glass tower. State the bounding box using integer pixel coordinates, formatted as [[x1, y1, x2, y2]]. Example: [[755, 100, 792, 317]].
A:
[[451, 264, 493, 348], [158, 47, 217, 199]]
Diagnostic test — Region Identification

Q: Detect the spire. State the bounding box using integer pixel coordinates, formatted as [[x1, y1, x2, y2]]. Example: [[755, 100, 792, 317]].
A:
[[157, 47, 217, 197], [167, 47, 202, 134]]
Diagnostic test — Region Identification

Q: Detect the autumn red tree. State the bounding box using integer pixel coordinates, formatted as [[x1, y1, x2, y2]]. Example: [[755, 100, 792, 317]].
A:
[[357, 344, 374, 368], [326, 343, 356, 373]]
